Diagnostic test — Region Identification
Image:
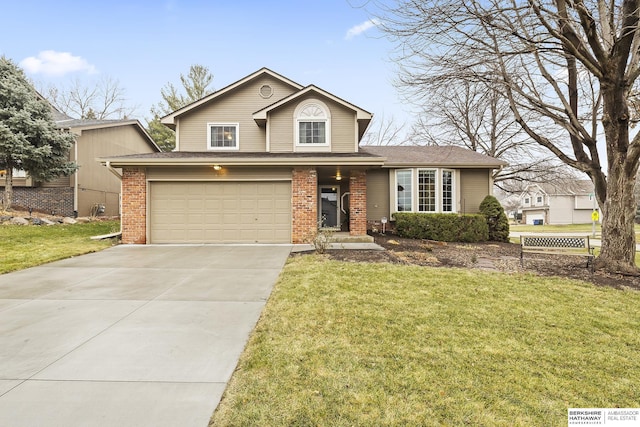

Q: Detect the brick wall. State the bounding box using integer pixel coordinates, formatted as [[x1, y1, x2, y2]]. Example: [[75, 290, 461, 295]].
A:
[[2, 187, 74, 217], [349, 170, 367, 236], [292, 168, 317, 243], [121, 168, 146, 244]]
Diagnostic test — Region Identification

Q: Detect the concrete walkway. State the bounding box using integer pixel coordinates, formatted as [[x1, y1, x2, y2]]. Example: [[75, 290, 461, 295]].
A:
[[0, 244, 292, 427]]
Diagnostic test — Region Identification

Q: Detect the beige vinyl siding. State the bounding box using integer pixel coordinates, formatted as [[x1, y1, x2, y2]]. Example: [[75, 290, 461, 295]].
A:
[[177, 76, 298, 152], [41, 175, 71, 188], [269, 94, 357, 153], [75, 125, 156, 216], [146, 167, 291, 181], [366, 169, 390, 220], [548, 196, 593, 224], [459, 169, 491, 214], [548, 196, 573, 224]]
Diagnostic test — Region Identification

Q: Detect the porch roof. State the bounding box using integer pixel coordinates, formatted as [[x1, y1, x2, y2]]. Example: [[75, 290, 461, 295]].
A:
[[99, 151, 386, 168]]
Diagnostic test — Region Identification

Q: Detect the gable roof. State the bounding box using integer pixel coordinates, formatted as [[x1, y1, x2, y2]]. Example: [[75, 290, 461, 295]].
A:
[[60, 118, 161, 152], [253, 85, 372, 121], [360, 145, 507, 168], [160, 67, 304, 127], [253, 84, 372, 140], [524, 180, 593, 196]]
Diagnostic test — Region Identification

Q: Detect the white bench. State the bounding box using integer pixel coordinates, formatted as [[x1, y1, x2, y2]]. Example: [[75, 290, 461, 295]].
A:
[[520, 234, 595, 271]]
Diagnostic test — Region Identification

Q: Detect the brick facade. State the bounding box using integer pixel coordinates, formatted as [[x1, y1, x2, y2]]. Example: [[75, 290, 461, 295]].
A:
[[291, 168, 317, 243], [349, 170, 367, 236], [2, 187, 74, 217], [121, 168, 147, 244]]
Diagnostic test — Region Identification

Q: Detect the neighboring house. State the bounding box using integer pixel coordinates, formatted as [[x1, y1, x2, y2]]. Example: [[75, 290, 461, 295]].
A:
[[2, 109, 160, 217], [520, 180, 599, 225], [100, 68, 506, 244]]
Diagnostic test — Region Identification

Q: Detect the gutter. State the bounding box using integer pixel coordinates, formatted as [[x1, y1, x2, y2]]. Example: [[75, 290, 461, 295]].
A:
[[104, 161, 123, 236], [105, 161, 123, 179], [100, 157, 386, 168]]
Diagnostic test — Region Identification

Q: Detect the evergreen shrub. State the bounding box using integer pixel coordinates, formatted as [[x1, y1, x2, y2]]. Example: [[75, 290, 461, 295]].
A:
[[479, 195, 510, 242], [393, 213, 489, 242]]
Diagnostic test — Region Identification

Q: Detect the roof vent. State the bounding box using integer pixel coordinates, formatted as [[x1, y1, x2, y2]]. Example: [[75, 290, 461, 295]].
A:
[[259, 84, 273, 99]]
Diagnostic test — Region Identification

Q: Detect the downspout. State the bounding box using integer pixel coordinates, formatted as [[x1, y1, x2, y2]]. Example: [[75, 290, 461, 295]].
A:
[[73, 139, 78, 216], [105, 161, 123, 234]]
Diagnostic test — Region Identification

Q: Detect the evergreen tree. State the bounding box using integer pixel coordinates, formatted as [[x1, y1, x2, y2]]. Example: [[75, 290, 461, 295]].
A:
[[0, 57, 76, 210], [479, 195, 510, 242], [146, 64, 214, 151]]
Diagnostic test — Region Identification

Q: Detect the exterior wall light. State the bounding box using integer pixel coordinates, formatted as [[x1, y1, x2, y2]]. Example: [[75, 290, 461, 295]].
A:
[[212, 165, 222, 171]]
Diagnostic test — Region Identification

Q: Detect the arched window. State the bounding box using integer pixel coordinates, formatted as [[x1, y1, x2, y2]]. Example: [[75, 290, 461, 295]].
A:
[[294, 100, 330, 148]]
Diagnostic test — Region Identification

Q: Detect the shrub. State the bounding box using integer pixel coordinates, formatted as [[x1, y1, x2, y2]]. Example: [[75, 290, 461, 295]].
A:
[[479, 195, 510, 242], [393, 213, 489, 242]]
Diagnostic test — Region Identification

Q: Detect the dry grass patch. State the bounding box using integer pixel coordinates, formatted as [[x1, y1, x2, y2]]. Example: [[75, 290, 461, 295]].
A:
[[211, 256, 640, 426]]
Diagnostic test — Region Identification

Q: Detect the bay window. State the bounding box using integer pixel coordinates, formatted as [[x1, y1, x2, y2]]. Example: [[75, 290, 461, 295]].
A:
[[396, 169, 413, 211], [395, 168, 457, 213]]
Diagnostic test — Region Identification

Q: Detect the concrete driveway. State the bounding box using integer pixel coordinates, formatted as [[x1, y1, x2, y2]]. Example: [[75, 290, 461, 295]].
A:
[[0, 244, 292, 426]]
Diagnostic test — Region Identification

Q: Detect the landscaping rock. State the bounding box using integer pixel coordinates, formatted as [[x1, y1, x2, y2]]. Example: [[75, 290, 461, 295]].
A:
[[39, 218, 56, 226], [31, 217, 43, 225], [0, 215, 11, 222], [62, 217, 77, 224], [75, 217, 91, 223], [10, 217, 29, 225]]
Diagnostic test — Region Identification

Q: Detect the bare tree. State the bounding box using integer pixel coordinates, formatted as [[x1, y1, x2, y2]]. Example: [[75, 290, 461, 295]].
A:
[[44, 76, 136, 120], [407, 80, 578, 192], [375, 0, 640, 274], [360, 114, 408, 145]]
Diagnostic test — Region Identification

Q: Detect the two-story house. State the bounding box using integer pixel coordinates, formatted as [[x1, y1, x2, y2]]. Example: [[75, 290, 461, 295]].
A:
[[520, 181, 599, 225], [101, 68, 506, 244], [3, 106, 160, 217]]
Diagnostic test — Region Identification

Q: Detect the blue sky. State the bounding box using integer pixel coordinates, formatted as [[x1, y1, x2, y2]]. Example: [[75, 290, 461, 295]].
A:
[[1, 0, 410, 128]]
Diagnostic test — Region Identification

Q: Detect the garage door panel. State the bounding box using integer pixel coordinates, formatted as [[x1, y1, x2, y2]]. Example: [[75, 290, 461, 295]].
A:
[[150, 181, 291, 243]]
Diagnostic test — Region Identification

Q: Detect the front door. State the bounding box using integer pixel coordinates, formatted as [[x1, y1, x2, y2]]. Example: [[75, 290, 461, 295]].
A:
[[319, 186, 340, 229]]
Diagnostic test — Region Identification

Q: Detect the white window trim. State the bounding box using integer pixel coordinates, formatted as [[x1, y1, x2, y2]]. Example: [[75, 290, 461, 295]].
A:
[[417, 168, 438, 213], [393, 168, 458, 214], [207, 122, 240, 151], [293, 99, 331, 151], [394, 168, 414, 213], [441, 169, 456, 213]]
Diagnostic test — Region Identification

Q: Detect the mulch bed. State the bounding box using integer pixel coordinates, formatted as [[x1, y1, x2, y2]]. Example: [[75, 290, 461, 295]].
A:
[[315, 233, 640, 291]]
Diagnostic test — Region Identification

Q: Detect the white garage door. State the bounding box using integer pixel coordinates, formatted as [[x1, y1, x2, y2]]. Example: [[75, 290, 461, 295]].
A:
[[526, 212, 544, 225], [150, 181, 291, 243]]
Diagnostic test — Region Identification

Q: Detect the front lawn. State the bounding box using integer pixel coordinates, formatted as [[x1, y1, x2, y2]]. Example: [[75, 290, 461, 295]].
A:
[[211, 256, 640, 426], [0, 221, 120, 274]]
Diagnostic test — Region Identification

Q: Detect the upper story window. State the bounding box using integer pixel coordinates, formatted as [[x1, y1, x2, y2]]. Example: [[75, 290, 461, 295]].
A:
[[524, 197, 530, 205], [295, 100, 331, 149], [536, 195, 543, 203], [208, 123, 239, 150]]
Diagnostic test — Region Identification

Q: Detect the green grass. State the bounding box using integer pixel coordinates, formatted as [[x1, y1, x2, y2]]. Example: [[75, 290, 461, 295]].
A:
[[0, 221, 120, 274], [211, 256, 640, 426], [511, 223, 603, 233], [511, 223, 640, 240]]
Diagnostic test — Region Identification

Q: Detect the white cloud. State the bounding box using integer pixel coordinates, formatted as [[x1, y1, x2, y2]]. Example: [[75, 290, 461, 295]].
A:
[[345, 18, 380, 40], [19, 50, 97, 76]]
